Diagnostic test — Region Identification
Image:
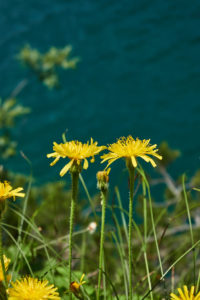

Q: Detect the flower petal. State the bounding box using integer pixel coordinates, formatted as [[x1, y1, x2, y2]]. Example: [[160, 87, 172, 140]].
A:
[[170, 293, 181, 300], [60, 160, 74, 177], [83, 159, 89, 169], [50, 156, 60, 166], [131, 156, 137, 168]]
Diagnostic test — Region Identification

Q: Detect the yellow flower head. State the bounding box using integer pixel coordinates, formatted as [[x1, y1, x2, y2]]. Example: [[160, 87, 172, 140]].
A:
[[170, 285, 200, 300], [0, 181, 25, 202], [8, 277, 60, 300], [47, 138, 106, 177], [0, 255, 10, 282], [70, 274, 86, 297], [101, 135, 162, 169]]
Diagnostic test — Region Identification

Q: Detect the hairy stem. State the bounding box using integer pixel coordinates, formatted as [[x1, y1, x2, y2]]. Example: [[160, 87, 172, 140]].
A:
[[69, 171, 79, 299], [97, 189, 107, 300], [127, 164, 135, 300], [0, 217, 8, 296]]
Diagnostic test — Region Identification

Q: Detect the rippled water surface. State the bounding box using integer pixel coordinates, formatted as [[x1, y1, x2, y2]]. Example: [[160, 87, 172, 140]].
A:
[[1, 0, 200, 189]]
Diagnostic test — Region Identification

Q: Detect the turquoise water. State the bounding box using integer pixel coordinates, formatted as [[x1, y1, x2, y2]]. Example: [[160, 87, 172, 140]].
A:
[[1, 0, 200, 190]]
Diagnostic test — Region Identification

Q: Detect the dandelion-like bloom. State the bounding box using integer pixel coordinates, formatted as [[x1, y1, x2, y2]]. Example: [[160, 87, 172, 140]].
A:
[[47, 138, 106, 177], [70, 274, 86, 297], [0, 255, 10, 282], [101, 135, 162, 169], [8, 277, 60, 300], [170, 285, 200, 300], [0, 181, 25, 202]]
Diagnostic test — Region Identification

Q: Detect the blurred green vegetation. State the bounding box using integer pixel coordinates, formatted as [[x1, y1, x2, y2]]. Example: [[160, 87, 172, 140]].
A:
[[17, 44, 80, 88], [0, 97, 30, 159], [1, 44, 200, 299]]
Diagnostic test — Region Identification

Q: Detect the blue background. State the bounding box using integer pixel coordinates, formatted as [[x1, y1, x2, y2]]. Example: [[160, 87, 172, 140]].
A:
[[1, 0, 200, 192]]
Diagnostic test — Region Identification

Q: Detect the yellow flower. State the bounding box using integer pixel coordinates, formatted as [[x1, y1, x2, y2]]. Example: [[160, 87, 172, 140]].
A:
[[170, 285, 200, 300], [8, 277, 60, 300], [101, 135, 162, 169], [0, 181, 25, 202], [70, 274, 86, 297], [0, 255, 10, 282], [47, 138, 106, 177]]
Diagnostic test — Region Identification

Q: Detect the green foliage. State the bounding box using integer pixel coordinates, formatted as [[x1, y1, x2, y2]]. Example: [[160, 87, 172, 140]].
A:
[[1, 41, 200, 300], [158, 141, 181, 167], [0, 97, 30, 159], [17, 44, 80, 88], [0, 281, 7, 300], [191, 170, 200, 188], [0, 98, 30, 128]]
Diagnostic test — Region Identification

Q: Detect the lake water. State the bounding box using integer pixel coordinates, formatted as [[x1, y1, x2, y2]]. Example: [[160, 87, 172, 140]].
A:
[[1, 0, 200, 193]]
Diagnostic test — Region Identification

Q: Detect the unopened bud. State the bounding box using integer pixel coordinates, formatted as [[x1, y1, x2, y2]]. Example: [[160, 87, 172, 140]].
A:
[[96, 168, 110, 191], [70, 274, 86, 299]]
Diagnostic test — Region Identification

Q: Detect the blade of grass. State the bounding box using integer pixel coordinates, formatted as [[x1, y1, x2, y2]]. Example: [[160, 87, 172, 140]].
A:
[[111, 202, 129, 290], [9, 207, 56, 280], [138, 167, 164, 276], [142, 238, 200, 299], [11, 152, 33, 278], [115, 186, 128, 244], [142, 179, 153, 300], [2, 225, 34, 277], [182, 174, 196, 288], [0, 218, 8, 294], [79, 173, 97, 220], [101, 269, 119, 300], [138, 166, 168, 299], [111, 230, 128, 298]]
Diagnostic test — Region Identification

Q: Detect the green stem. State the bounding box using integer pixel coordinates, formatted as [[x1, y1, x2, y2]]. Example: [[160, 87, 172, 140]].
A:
[[142, 181, 153, 300], [148, 186, 164, 277], [182, 175, 196, 288], [80, 232, 86, 273], [97, 189, 107, 300], [0, 218, 8, 295], [79, 174, 97, 220], [69, 171, 79, 299], [127, 164, 135, 300]]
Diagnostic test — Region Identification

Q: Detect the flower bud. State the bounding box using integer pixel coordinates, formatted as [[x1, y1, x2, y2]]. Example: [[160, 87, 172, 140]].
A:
[[70, 274, 86, 299], [96, 168, 110, 191]]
